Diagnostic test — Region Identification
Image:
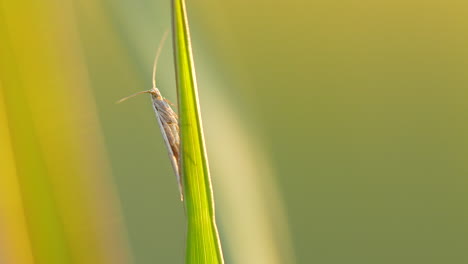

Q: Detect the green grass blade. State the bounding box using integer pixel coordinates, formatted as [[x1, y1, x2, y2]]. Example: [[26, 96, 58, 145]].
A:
[[171, 0, 224, 263]]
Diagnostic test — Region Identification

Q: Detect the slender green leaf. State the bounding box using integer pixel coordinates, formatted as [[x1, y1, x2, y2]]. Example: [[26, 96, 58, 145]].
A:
[[171, 0, 224, 263]]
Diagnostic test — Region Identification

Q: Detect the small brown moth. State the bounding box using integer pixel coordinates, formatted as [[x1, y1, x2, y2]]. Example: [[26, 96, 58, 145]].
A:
[[118, 31, 183, 200]]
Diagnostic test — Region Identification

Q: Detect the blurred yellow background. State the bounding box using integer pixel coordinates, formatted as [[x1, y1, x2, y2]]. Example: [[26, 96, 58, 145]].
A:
[[1, 0, 467, 263]]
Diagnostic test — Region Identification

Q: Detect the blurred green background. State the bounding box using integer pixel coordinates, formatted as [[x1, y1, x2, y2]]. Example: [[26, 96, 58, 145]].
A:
[[1, 0, 467, 263]]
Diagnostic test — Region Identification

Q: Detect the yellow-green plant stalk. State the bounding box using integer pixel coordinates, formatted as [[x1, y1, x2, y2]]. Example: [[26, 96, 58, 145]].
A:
[[171, 0, 224, 263], [0, 1, 131, 263]]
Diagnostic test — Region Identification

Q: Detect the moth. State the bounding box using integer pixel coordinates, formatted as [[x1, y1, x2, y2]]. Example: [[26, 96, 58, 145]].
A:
[[118, 31, 183, 200]]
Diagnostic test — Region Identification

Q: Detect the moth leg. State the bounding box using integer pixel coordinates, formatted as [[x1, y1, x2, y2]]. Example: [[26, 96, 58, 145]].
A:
[[164, 98, 176, 107]]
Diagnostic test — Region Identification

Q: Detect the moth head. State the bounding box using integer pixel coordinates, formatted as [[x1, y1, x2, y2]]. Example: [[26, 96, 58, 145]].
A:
[[149, 87, 162, 99]]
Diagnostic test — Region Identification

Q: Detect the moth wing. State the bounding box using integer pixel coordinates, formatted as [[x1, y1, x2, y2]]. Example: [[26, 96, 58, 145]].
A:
[[152, 100, 183, 201]]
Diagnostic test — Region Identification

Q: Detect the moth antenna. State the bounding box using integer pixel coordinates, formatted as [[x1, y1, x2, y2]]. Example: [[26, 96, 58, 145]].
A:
[[152, 29, 170, 89], [116, 90, 151, 104]]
